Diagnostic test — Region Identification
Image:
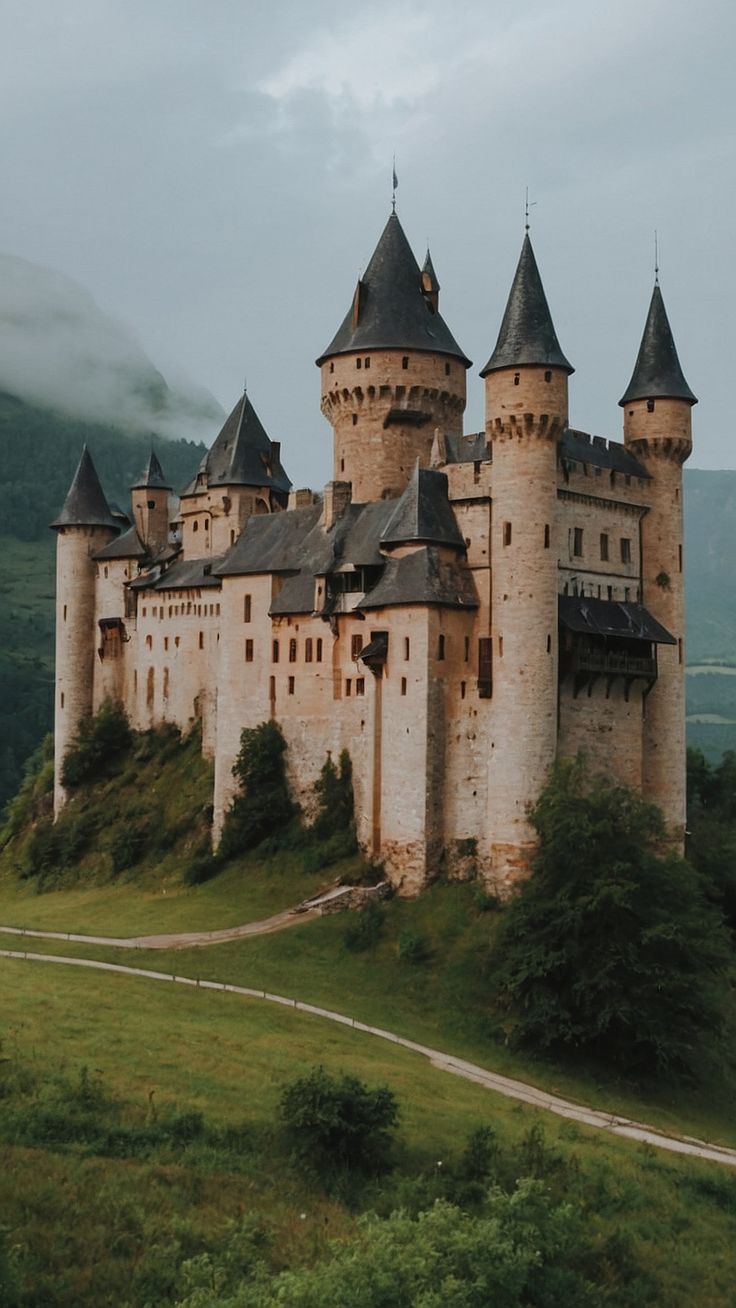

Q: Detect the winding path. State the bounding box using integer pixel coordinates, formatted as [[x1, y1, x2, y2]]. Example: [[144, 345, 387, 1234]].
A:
[[2, 946, 735, 1171]]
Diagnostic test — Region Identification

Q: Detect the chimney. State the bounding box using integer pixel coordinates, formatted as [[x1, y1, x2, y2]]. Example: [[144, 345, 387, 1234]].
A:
[[321, 480, 352, 530], [288, 488, 317, 510]]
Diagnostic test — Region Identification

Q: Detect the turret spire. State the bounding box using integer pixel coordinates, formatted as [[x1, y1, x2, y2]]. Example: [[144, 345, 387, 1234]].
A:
[[619, 283, 697, 407], [50, 446, 118, 530], [130, 449, 172, 491], [480, 233, 573, 377]]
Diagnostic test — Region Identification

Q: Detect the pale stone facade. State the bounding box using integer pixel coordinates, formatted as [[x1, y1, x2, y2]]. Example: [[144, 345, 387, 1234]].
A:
[[52, 216, 696, 894]]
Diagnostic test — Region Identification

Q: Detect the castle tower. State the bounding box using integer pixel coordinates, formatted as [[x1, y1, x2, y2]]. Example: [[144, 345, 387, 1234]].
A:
[[317, 212, 471, 503], [50, 447, 118, 815], [130, 450, 171, 555], [480, 234, 574, 886], [620, 281, 696, 838]]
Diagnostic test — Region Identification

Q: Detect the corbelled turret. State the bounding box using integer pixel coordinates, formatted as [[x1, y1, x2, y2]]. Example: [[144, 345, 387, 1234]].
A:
[[317, 211, 470, 504]]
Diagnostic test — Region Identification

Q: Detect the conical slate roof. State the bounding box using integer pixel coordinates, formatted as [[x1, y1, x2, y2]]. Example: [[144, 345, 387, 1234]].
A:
[[480, 233, 573, 377], [131, 449, 172, 491], [422, 248, 440, 293], [204, 393, 292, 493], [380, 464, 465, 550], [619, 283, 697, 406], [50, 446, 118, 531], [317, 213, 470, 366]]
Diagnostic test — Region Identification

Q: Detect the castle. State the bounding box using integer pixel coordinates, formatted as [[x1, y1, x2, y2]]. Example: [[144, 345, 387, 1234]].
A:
[[51, 211, 696, 894]]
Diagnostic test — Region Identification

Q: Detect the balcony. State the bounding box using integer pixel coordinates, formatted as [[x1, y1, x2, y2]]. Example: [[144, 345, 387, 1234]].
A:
[[571, 650, 657, 679]]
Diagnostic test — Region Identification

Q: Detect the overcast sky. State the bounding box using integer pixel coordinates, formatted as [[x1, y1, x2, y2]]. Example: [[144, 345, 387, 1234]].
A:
[[1, 0, 733, 484]]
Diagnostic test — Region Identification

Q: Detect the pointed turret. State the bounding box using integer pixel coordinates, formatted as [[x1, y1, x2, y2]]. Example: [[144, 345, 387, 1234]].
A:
[[205, 393, 291, 493], [421, 248, 440, 313], [317, 212, 469, 366], [381, 464, 464, 550], [130, 449, 172, 491], [50, 446, 118, 531], [619, 283, 696, 407], [480, 234, 573, 377]]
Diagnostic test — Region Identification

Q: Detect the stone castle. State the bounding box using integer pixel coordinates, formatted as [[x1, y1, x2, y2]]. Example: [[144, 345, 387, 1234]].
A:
[[51, 211, 696, 893]]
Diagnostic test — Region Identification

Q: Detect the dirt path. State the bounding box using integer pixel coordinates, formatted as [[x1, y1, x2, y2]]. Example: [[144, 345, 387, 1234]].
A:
[[2, 946, 735, 1171]]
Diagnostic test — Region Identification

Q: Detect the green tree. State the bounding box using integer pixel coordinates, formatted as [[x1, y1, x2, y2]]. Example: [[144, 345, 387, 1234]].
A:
[[61, 701, 132, 787], [687, 748, 736, 935], [493, 758, 731, 1078], [219, 721, 294, 857], [279, 1066, 398, 1177]]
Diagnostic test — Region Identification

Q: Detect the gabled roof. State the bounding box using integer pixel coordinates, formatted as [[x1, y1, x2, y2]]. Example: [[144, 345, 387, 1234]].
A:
[[93, 525, 147, 560], [380, 465, 465, 550], [561, 429, 650, 480], [559, 595, 675, 645], [480, 233, 573, 377], [50, 446, 119, 531], [619, 283, 697, 407], [131, 450, 172, 491], [316, 212, 471, 367], [362, 547, 478, 611], [201, 393, 292, 493]]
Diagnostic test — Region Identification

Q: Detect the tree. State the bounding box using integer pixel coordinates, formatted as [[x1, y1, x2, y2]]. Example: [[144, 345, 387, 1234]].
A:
[[219, 721, 294, 857], [492, 758, 731, 1078], [279, 1066, 398, 1176], [687, 748, 736, 935], [60, 701, 132, 787]]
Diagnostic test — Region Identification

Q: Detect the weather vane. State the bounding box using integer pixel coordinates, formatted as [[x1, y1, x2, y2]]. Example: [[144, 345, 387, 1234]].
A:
[[392, 156, 398, 213], [524, 187, 537, 233], [654, 229, 659, 285]]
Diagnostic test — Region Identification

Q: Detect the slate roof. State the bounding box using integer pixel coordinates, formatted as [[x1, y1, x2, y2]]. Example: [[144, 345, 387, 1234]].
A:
[[50, 446, 119, 531], [422, 248, 440, 293], [441, 432, 489, 465], [154, 557, 223, 591], [480, 234, 573, 377], [559, 595, 675, 645], [131, 450, 172, 491], [361, 547, 478, 611], [191, 393, 292, 494], [317, 212, 471, 367], [380, 465, 465, 550], [561, 429, 650, 479], [619, 283, 697, 406], [93, 525, 147, 560]]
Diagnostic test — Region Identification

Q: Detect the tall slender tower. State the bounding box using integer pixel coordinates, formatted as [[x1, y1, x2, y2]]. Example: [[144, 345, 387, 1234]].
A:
[[50, 447, 118, 814], [620, 282, 696, 838], [130, 451, 171, 555], [481, 234, 573, 886], [317, 212, 471, 502]]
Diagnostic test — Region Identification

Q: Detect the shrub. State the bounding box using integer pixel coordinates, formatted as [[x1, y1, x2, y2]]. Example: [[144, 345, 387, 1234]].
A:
[[110, 822, 150, 875], [398, 928, 430, 965], [183, 851, 224, 886], [493, 758, 731, 1079], [279, 1065, 398, 1176], [61, 701, 132, 787], [312, 750, 357, 846], [219, 721, 294, 858], [343, 900, 385, 952], [461, 1124, 499, 1181]]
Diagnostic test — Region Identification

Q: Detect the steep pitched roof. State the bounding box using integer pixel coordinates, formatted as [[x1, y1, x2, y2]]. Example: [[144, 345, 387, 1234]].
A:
[[422, 248, 440, 293], [362, 547, 478, 611], [316, 212, 471, 366], [93, 525, 147, 560], [561, 429, 650, 479], [480, 234, 573, 377], [203, 393, 292, 493], [130, 450, 172, 491], [619, 283, 697, 406], [380, 465, 465, 550], [50, 446, 118, 531]]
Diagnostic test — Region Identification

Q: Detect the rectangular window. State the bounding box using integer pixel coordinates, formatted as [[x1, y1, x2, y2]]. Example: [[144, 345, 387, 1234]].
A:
[[404, 636, 410, 660], [288, 676, 295, 695], [164, 637, 169, 651], [621, 537, 632, 563], [198, 632, 204, 650], [460, 681, 466, 699], [478, 637, 492, 698], [305, 637, 313, 663], [356, 677, 365, 696], [244, 594, 251, 622], [245, 638, 254, 662], [289, 638, 297, 663], [269, 675, 276, 701], [503, 522, 512, 546], [316, 638, 323, 662], [401, 677, 407, 696], [345, 678, 352, 696], [464, 635, 470, 662], [438, 634, 446, 660], [573, 527, 583, 557], [544, 524, 550, 549], [600, 532, 609, 561], [607, 585, 613, 601], [678, 544, 683, 573], [351, 634, 363, 660], [272, 639, 279, 663]]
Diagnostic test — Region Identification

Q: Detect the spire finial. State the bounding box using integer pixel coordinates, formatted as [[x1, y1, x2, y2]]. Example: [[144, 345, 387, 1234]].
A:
[[524, 187, 537, 233], [391, 156, 398, 214], [243, 374, 247, 396], [654, 229, 659, 285]]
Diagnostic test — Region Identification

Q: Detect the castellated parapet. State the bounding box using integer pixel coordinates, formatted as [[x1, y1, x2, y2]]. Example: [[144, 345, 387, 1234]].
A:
[[51, 212, 695, 893]]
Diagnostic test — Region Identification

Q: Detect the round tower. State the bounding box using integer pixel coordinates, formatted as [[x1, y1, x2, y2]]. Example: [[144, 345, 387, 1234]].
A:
[[620, 281, 696, 839], [317, 213, 471, 503], [50, 447, 118, 814], [481, 234, 574, 889]]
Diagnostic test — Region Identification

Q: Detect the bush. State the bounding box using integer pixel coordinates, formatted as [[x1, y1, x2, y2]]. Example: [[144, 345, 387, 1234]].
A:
[[109, 822, 150, 875], [279, 1065, 398, 1176], [398, 928, 430, 965], [343, 900, 385, 952], [687, 748, 736, 934], [493, 758, 731, 1079], [61, 702, 132, 787], [183, 851, 224, 886], [219, 722, 294, 858], [312, 750, 357, 846]]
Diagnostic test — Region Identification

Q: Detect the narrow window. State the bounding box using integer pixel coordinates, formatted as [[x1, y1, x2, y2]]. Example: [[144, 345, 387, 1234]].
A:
[[193, 521, 199, 533], [478, 637, 492, 698], [401, 677, 407, 696], [164, 636, 169, 651], [340, 458, 345, 472], [146, 635, 152, 650], [63, 604, 67, 621], [216, 604, 220, 616], [269, 675, 276, 701], [351, 633, 363, 660], [146, 667, 154, 708], [133, 671, 137, 693], [544, 524, 550, 549], [230, 529, 235, 545], [445, 362, 450, 376], [438, 634, 446, 660], [345, 678, 352, 696], [163, 668, 170, 700], [356, 677, 365, 695], [607, 585, 613, 601], [597, 585, 601, 599], [464, 635, 470, 662], [513, 372, 520, 386], [678, 638, 683, 665], [352, 413, 358, 425], [460, 681, 466, 699], [364, 357, 370, 369], [198, 631, 204, 650], [473, 460, 481, 484], [404, 637, 410, 660], [204, 519, 209, 532], [600, 532, 609, 561], [104, 566, 108, 578], [316, 638, 323, 662], [402, 356, 409, 369], [60, 691, 65, 708], [245, 638, 254, 662], [244, 594, 251, 622], [624, 587, 630, 602], [498, 635, 503, 657], [503, 522, 512, 546], [546, 634, 551, 653], [621, 537, 632, 564], [305, 637, 313, 663], [544, 370, 552, 383], [272, 639, 280, 663], [356, 357, 362, 369], [647, 399, 655, 413], [289, 638, 297, 663], [329, 361, 334, 373], [678, 544, 683, 572], [573, 527, 583, 557], [288, 675, 295, 694]]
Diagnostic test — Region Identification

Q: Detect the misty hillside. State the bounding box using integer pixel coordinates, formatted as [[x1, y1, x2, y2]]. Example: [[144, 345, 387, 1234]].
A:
[[0, 252, 223, 441]]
